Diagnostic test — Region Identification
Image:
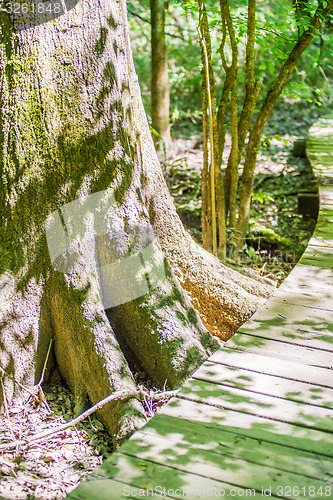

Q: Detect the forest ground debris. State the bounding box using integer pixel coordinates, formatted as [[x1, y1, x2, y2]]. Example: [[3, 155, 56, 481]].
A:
[[165, 131, 317, 283], [0, 387, 179, 452], [0, 382, 178, 499]]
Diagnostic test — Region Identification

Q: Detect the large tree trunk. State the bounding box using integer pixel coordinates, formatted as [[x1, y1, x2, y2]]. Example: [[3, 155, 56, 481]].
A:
[[0, 0, 272, 445]]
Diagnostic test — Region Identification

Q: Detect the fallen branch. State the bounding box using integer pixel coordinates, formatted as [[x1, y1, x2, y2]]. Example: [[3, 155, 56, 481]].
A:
[[0, 389, 136, 451], [0, 388, 180, 452], [139, 388, 179, 402], [139, 386, 180, 418], [35, 339, 53, 413]]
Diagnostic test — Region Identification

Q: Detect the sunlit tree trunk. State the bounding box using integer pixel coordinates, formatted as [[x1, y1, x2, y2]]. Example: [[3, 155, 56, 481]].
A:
[[201, 73, 212, 251], [220, 0, 238, 251], [150, 0, 172, 154]]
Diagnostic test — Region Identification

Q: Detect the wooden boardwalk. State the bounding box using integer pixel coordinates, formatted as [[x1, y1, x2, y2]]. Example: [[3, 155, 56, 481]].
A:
[[67, 116, 333, 499]]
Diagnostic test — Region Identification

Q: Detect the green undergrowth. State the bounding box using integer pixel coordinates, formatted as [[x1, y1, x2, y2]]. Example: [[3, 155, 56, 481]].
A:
[[163, 105, 321, 285]]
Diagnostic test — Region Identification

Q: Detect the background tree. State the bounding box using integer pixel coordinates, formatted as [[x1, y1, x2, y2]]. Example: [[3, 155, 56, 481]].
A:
[[151, 0, 172, 153], [196, 0, 333, 257], [0, 0, 272, 446], [235, 0, 333, 254]]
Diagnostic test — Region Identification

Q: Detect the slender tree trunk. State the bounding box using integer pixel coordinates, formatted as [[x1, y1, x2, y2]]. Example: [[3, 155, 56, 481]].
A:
[[198, 0, 226, 257], [235, 0, 333, 253], [219, 12, 231, 214], [237, 0, 261, 159], [220, 0, 238, 241], [198, 0, 217, 255], [201, 76, 212, 251], [150, 0, 172, 154]]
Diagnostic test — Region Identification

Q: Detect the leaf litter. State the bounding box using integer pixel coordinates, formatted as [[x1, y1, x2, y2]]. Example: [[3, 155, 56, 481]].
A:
[[0, 385, 111, 499], [0, 382, 178, 499]]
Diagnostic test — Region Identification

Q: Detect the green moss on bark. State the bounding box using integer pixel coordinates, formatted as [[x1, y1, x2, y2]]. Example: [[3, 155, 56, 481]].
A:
[[94, 27, 108, 55]]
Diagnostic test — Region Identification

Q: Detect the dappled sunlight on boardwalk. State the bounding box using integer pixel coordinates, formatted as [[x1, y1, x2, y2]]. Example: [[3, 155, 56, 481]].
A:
[[67, 120, 333, 499]]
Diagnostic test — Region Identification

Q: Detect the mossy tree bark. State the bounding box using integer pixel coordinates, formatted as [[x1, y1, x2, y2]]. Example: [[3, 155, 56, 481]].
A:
[[0, 0, 271, 445]]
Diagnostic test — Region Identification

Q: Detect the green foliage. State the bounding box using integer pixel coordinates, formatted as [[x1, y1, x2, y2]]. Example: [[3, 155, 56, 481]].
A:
[[260, 134, 290, 151], [128, 0, 332, 264], [128, 0, 333, 123], [251, 192, 274, 204]]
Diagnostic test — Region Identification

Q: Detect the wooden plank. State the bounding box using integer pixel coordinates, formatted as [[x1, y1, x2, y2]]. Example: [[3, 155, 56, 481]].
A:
[[271, 284, 333, 310], [210, 348, 333, 388], [302, 238, 333, 255], [68, 452, 268, 500], [238, 320, 333, 352], [126, 414, 333, 482], [307, 237, 333, 247], [309, 227, 333, 245], [317, 208, 333, 220], [298, 245, 333, 270], [318, 187, 333, 207], [245, 299, 333, 336], [278, 264, 333, 306], [272, 274, 333, 309], [307, 117, 333, 172], [225, 332, 333, 369], [284, 264, 333, 286], [310, 213, 333, 243], [122, 415, 333, 487], [177, 378, 333, 433], [159, 397, 333, 457], [193, 361, 333, 408], [66, 478, 142, 500], [114, 428, 330, 498], [263, 290, 333, 313]]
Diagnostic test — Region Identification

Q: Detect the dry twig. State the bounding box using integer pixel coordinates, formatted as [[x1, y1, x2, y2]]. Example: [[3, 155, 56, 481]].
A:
[[0, 365, 39, 403], [0, 386, 179, 452], [35, 340, 53, 413], [0, 389, 136, 451], [1, 379, 15, 441]]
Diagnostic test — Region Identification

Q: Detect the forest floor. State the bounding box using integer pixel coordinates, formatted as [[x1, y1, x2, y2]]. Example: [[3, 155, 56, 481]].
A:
[[0, 110, 319, 500], [0, 385, 170, 499]]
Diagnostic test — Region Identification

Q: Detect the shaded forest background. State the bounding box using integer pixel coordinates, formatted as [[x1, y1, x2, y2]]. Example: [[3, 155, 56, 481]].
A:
[[128, 0, 333, 279]]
